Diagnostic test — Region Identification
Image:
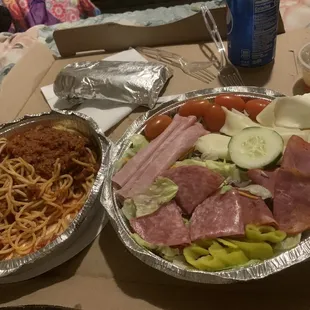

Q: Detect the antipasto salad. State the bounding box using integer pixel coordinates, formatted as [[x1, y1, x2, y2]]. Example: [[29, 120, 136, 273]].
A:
[[112, 93, 310, 272]]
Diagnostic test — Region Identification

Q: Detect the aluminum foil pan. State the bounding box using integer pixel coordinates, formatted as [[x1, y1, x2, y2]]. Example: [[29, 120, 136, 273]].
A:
[[54, 61, 173, 109], [0, 110, 112, 277], [100, 86, 310, 284]]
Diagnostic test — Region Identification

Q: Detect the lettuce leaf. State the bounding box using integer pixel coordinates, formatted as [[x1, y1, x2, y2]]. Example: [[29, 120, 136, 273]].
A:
[[174, 158, 242, 181], [115, 134, 149, 171], [220, 185, 233, 194], [274, 233, 302, 252], [121, 177, 178, 218], [122, 199, 136, 220], [131, 233, 180, 261], [241, 185, 272, 199]]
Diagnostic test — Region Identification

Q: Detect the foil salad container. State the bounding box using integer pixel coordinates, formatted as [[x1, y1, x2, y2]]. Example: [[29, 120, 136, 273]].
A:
[[101, 86, 310, 283], [54, 61, 173, 109], [0, 110, 112, 277]]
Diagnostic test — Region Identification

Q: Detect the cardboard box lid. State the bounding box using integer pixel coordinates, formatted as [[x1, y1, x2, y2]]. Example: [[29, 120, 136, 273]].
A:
[[53, 9, 285, 57]]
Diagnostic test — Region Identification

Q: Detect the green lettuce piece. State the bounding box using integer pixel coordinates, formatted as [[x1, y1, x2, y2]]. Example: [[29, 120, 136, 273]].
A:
[[183, 218, 190, 227], [241, 185, 272, 199], [204, 160, 241, 180], [274, 233, 302, 252], [134, 177, 178, 217], [115, 134, 149, 171], [174, 158, 206, 168], [172, 255, 193, 269], [122, 199, 136, 220], [220, 185, 233, 195], [131, 233, 157, 250], [122, 177, 178, 219], [131, 233, 180, 261], [228, 239, 274, 260], [245, 225, 287, 243], [174, 158, 242, 181]]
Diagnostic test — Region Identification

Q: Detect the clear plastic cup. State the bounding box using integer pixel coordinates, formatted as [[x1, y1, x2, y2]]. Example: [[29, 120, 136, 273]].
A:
[[298, 42, 310, 87]]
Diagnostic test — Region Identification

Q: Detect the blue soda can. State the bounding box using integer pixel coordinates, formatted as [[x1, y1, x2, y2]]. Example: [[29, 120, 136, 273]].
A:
[[226, 0, 280, 67]]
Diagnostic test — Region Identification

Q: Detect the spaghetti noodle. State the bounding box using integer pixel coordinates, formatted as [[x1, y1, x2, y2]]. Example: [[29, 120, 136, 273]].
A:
[[0, 125, 98, 260]]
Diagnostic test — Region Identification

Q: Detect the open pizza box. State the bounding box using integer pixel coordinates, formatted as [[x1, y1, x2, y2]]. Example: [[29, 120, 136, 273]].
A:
[[0, 7, 310, 310]]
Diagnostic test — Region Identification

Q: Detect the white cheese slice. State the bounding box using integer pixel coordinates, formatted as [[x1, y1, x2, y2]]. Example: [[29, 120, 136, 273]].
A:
[[272, 127, 308, 145], [256, 98, 277, 127], [195, 134, 231, 160], [257, 94, 310, 129], [220, 107, 259, 136], [219, 106, 308, 146], [274, 94, 310, 129]]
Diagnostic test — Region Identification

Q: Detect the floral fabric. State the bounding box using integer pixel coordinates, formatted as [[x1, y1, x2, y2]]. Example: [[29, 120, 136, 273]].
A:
[[2, 0, 100, 32]]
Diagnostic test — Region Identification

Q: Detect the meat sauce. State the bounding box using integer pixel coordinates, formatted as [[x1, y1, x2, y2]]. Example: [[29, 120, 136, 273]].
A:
[[5, 126, 98, 181]]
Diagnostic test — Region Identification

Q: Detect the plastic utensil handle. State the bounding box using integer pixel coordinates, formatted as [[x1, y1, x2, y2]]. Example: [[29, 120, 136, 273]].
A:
[[136, 46, 183, 67], [201, 5, 226, 54]]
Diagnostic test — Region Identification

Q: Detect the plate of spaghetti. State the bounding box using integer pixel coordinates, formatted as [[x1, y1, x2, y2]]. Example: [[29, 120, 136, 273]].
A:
[[0, 110, 110, 277]]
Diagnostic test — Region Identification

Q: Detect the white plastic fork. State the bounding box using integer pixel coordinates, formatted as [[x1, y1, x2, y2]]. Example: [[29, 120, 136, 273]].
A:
[[136, 46, 217, 84], [201, 5, 245, 86]]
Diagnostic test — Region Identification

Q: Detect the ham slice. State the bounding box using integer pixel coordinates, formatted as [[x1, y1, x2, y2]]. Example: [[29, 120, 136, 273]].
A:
[[161, 165, 224, 215], [190, 189, 277, 241], [274, 168, 310, 234], [190, 190, 244, 241], [130, 201, 190, 246], [247, 169, 278, 196], [282, 135, 310, 173], [113, 114, 196, 188], [118, 122, 207, 198]]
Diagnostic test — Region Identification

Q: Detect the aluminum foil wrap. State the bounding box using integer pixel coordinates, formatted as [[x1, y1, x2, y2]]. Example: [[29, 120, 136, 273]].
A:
[[0, 110, 112, 278], [53, 61, 173, 109], [100, 86, 310, 284]]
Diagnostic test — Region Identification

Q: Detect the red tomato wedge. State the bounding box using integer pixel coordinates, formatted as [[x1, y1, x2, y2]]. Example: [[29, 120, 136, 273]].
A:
[[144, 115, 172, 140], [215, 94, 245, 112], [178, 99, 210, 117], [203, 104, 226, 132], [245, 99, 270, 121]]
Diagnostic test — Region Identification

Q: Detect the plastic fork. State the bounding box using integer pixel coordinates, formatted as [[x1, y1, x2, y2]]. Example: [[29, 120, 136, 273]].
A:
[[201, 5, 245, 86], [136, 46, 217, 84]]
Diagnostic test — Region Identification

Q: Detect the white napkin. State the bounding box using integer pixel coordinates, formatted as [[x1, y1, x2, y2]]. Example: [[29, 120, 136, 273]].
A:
[[41, 49, 147, 132]]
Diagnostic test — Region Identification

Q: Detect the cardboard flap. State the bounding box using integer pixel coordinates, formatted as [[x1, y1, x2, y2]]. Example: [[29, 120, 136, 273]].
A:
[[53, 9, 226, 57], [0, 43, 55, 123], [54, 9, 285, 57]]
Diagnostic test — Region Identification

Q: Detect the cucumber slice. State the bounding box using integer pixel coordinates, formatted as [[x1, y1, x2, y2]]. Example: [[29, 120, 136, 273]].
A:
[[228, 127, 284, 170]]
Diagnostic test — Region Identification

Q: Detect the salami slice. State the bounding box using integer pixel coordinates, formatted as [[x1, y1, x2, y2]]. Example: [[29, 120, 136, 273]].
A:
[[161, 165, 224, 214], [190, 189, 277, 241], [130, 201, 190, 246], [247, 169, 278, 196], [274, 168, 310, 234], [240, 195, 277, 227], [190, 190, 244, 241], [282, 135, 310, 173]]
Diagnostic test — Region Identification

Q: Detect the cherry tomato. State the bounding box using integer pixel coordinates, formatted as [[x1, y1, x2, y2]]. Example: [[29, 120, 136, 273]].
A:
[[215, 94, 245, 112], [203, 104, 226, 132], [245, 99, 270, 121], [144, 115, 172, 140], [178, 99, 210, 117]]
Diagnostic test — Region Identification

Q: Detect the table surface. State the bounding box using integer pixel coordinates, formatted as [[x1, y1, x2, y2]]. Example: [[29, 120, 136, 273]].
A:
[[1, 28, 310, 310]]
